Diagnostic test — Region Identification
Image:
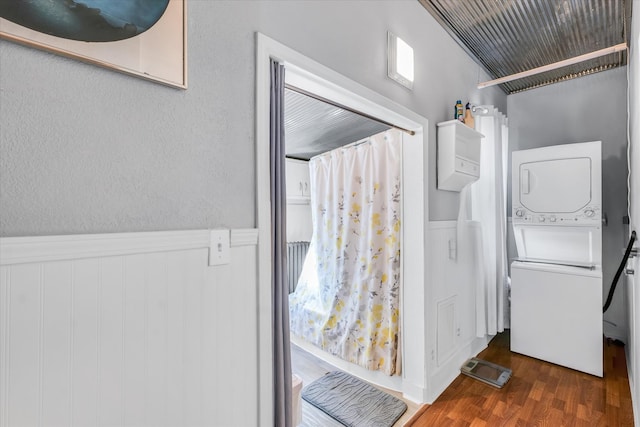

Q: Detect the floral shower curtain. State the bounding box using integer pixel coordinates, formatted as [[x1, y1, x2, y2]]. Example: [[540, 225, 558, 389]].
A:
[[289, 129, 402, 375]]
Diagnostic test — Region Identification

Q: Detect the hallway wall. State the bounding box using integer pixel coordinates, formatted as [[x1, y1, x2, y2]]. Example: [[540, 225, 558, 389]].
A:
[[0, 1, 507, 238]]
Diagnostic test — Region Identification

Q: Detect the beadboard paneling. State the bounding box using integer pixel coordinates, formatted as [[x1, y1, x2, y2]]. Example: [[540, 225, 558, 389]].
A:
[[426, 221, 488, 402], [0, 229, 258, 427]]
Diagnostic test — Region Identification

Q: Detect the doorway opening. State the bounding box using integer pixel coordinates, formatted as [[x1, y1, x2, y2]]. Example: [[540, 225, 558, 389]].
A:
[[256, 33, 429, 425]]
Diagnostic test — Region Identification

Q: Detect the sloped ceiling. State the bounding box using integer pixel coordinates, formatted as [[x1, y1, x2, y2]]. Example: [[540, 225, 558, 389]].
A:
[[284, 88, 390, 160], [419, 0, 631, 93]]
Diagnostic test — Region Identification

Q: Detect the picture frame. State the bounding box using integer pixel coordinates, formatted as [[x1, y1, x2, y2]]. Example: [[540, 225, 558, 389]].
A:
[[0, 0, 187, 89]]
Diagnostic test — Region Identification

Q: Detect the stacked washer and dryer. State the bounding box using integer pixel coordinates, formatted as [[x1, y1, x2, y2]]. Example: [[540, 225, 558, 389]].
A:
[[510, 141, 603, 377]]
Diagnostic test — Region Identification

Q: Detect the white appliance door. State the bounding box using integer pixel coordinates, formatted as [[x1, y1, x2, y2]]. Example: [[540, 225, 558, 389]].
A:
[[513, 224, 601, 267], [519, 157, 592, 213], [512, 141, 602, 225], [510, 261, 602, 377]]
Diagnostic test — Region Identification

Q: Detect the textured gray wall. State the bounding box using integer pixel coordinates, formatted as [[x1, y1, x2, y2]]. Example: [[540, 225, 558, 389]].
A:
[[0, 1, 507, 236], [507, 67, 629, 340]]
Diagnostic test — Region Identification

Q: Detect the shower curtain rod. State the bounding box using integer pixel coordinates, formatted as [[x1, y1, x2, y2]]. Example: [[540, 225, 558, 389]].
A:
[[284, 84, 416, 136], [309, 136, 372, 161]]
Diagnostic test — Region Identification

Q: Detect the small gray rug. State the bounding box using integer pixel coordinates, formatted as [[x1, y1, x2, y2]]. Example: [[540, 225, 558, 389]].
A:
[[301, 371, 407, 427]]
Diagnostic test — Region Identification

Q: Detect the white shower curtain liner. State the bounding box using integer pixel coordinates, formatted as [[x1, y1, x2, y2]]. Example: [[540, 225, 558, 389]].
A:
[[469, 106, 509, 337]]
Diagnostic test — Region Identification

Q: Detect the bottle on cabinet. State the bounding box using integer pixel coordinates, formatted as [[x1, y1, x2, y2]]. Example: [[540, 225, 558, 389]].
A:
[[454, 100, 464, 121], [464, 103, 475, 129]]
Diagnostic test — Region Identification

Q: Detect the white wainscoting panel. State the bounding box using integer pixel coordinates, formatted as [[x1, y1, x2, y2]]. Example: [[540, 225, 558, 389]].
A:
[[0, 229, 259, 427], [426, 221, 488, 402]]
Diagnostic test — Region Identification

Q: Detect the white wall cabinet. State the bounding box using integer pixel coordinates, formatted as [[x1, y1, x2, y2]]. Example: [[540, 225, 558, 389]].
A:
[[437, 120, 483, 192], [285, 159, 313, 242], [286, 158, 311, 203]]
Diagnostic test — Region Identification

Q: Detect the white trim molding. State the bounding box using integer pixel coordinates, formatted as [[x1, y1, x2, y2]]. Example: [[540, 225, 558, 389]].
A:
[[0, 229, 258, 266], [230, 229, 259, 247]]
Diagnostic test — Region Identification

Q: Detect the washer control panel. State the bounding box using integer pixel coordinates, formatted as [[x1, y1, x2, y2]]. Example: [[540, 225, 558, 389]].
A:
[[512, 205, 601, 225]]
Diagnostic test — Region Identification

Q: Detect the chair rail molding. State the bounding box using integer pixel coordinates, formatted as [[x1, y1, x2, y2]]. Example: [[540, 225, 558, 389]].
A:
[[0, 229, 258, 266]]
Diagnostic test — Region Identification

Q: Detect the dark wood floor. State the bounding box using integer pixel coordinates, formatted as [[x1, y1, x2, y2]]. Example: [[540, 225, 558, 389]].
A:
[[408, 331, 634, 427]]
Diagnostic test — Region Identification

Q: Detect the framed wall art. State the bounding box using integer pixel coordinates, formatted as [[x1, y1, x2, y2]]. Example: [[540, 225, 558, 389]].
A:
[[0, 0, 187, 89]]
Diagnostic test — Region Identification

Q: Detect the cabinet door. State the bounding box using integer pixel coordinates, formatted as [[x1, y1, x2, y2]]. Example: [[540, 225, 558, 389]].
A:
[[286, 159, 310, 199], [436, 295, 458, 366], [302, 178, 310, 197]]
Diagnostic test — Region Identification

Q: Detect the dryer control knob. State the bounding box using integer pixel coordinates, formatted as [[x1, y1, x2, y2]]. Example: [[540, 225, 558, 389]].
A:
[[550, 216, 557, 222], [515, 209, 525, 217], [539, 216, 546, 222], [585, 209, 595, 218]]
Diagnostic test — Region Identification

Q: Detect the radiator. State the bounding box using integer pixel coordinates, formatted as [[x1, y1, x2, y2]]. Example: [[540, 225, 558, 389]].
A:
[[287, 241, 310, 293]]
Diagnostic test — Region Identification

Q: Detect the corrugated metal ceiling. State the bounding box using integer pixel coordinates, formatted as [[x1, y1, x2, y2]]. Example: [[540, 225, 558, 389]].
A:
[[419, 0, 631, 93], [284, 1, 632, 159]]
